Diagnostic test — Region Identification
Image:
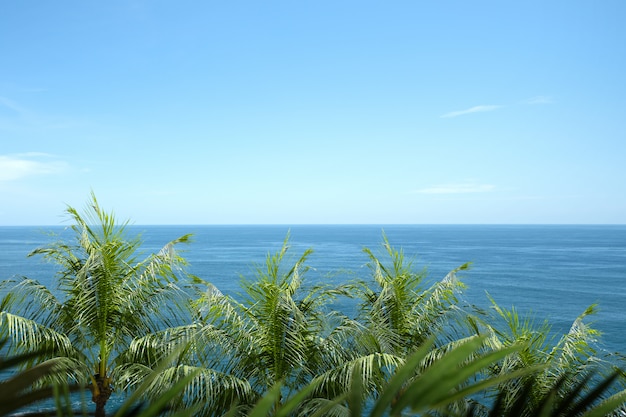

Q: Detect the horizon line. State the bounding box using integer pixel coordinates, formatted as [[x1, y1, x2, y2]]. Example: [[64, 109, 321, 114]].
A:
[[1, 223, 625, 227]]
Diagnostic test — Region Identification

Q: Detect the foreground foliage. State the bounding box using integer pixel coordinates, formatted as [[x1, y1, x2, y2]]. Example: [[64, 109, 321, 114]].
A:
[[3, 333, 625, 417], [1, 195, 625, 416]]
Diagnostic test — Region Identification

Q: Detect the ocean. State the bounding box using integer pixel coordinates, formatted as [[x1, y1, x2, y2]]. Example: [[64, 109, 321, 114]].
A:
[[1, 225, 626, 411], [2, 225, 625, 348]]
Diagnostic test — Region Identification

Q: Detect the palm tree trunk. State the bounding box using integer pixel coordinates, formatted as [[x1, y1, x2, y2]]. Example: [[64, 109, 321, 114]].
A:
[[92, 373, 112, 417]]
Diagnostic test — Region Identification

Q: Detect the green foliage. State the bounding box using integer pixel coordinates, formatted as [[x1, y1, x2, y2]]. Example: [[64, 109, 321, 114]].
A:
[[469, 296, 624, 417], [2, 195, 626, 416], [365, 335, 533, 417], [0, 193, 193, 416], [0, 338, 202, 417], [355, 233, 471, 356], [238, 333, 626, 417], [0, 340, 77, 416], [117, 235, 365, 416]]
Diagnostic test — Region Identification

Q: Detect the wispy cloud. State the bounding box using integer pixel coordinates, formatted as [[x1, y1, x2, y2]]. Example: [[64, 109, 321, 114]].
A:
[[0, 96, 28, 115], [0, 96, 39, 131], [0, 96, 87, 132], [414, 182, 495, 194], [440, 105, 501, 119], [440, 95, 553, 119], [0, 154, 68, 182]]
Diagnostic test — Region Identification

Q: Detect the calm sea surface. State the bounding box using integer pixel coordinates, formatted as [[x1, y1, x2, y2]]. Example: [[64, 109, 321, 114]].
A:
[[2, 225, 626, 346], [1, 225, 626, 410]]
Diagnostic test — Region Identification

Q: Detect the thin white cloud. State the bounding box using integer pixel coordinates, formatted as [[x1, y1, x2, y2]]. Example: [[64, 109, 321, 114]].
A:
[[0, 96, 27, 115], [414, 182, 495, 194], [440, 105, 501, 119], [15, 152, 58, 158], [0, 96, 85, 132], [0, 154, 68, 182], [440, 96, 552, 119]]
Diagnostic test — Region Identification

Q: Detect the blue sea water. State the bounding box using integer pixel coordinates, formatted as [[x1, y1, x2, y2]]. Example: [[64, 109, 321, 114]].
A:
[[177, 224, 625, 352], [1, 224, 626, 412], [2, 225, 626, 348]]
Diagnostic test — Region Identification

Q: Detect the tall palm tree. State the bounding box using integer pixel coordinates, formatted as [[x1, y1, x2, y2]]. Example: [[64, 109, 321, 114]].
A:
[[118, 236, 402, 416], [0, 193, 192, 417]]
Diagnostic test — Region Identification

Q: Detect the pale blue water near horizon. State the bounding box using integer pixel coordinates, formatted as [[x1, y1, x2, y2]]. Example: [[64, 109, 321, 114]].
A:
[[1, 224, 626, 412]]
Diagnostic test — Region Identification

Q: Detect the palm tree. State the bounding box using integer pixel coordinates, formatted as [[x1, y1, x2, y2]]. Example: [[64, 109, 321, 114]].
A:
[[352, 234, 471, 357], [0, 193, 192, 417], [241, 334, 536, 417], [118, 235, 403, 416], [471, 297, 626, 416]]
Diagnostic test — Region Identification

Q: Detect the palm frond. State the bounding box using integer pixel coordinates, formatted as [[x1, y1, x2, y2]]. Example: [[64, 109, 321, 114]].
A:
[[549, 305, 601, 371], [0, 278, 62, 326], [0, 340, 85, 417], [370, 335, 536, 417], [357, 236, 471, 358], [311, 352, 404, 400], [126, 364, 254, 415], [0, 312, 78, 361]]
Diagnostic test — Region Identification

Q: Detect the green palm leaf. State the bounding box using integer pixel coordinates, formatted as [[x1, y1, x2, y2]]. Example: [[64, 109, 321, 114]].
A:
[[0, 193, 194, 416]]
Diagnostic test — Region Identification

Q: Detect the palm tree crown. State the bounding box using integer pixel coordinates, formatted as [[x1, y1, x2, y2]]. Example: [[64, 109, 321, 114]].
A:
[[0, 193, 192, 416]]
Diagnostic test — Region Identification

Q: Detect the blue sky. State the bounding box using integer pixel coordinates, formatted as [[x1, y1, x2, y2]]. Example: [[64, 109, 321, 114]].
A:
[[1, 1, 625, 225]]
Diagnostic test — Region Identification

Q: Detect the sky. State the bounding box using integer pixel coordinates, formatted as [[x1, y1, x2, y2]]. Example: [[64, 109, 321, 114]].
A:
[[1, 1, 625, 225]]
